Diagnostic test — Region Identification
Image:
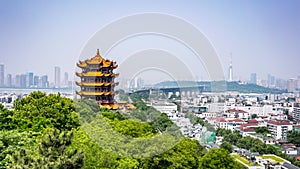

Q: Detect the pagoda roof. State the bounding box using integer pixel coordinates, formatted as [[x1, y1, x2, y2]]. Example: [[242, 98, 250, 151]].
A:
[[75, 81, 119, 87], [100, 104, 118, 110], [77, 49, 118, 68]]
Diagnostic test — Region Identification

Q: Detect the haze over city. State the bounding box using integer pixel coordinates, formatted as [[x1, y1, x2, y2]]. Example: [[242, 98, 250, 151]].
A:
[[1, 0, 300, 84]]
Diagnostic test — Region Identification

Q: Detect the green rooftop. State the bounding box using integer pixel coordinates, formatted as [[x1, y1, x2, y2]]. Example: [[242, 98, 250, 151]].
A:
[[260, 155, 285, 163], [231, 154, 260, 167]]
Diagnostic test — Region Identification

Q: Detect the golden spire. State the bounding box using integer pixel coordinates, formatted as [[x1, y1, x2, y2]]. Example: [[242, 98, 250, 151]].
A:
[[87, 49, 103, 64], [97, 49, 100, 56]]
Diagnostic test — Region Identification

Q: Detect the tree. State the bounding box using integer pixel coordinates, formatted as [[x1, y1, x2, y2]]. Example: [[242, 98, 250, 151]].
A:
[[251, 114, 258, 119], [140, 138, 206, 169], [12, 91, 80, 131], [287, 130, 300, 147], [68, 128, 118, 169], [254, 126, 270, 135], [223, 131, 242, 145], [185, 112, 205, 126], [216, 128, 232, 136], [8, 129, 84, 169], [117, 89, 129, 102], [127, 109, 147, 122], [112, 119, 156, 138], [0, 104, 15, 130], [0, 130, 38, 168], [220, 142, 233, 153], [199, 148, 240, 169]]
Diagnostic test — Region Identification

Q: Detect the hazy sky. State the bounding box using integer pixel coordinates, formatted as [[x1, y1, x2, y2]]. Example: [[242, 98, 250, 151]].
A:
[[1, 0, 300, 83]]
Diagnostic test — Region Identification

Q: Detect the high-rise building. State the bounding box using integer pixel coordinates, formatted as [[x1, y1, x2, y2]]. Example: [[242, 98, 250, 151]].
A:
[[64, 72, 68, 87], [275, 78, 287, 90], [250, 73, 257, 84], [20, 74, 27, 88], [15, 74, 20, 87], [137, 77, 144, 89], [54, 66, 60, 88], [6, 74, 12, 87], [287, 78, 298, 93], [26, 72, 34, 87], [267, 74, 275, 88], [0, 64, 4, 87], [41, 75, 49, 88], [34, 75, 39, 87], [76, 49, 119, 109]]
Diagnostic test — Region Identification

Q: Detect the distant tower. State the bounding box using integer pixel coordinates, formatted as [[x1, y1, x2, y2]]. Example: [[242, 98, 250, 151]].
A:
[[0, 64, 4, 87], [228, 54, 233, 82], [287, 78, 297, 93], [26, 72, 34, 87], [64, 72, 68, 87], [250, 73, 257, 84], [6, 74, 12, 87], [76, 49, 119, 109], [54, 66, 61, 88]]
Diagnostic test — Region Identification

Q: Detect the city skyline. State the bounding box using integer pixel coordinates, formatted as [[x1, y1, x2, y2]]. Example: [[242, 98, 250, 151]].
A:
[[1, 1, 300, 83], [0, 62, 298, 92]]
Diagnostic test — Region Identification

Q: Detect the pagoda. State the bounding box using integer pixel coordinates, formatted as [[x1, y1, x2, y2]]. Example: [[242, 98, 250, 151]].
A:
[[76, 49, 119, 109]]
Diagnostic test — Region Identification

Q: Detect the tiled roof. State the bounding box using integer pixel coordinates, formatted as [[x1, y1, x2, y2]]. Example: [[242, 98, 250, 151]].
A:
[[268, 120, 292, 125], [227, 109, 248, 113], [227, 119, 245, 123], [295, 125, 300, 129], [248, 119, 258, 123]]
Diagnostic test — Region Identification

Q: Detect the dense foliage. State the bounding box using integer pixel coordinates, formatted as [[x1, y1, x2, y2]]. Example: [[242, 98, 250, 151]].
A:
[[287, 130, 300, 147], [1, 92, 80, 132], [199, 148, 242, 169]]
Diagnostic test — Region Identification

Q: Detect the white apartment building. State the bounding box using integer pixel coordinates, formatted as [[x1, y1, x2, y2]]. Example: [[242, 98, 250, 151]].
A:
[[149, 102, 177, 114], [267, 121, 293, 140], [208, 117, 246, 131], [293, 107, 300, 121], [225, 105, 284, 118]]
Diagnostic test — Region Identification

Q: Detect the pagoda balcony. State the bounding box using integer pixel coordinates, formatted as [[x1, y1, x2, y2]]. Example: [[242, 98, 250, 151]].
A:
[[76, 91, 116, 96], [76, 72, 119, 77]]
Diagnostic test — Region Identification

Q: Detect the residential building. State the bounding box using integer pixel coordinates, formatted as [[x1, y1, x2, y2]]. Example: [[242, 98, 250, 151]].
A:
[[293, 108, 300, 121], [267, 121, 293, 140], [150, 102, 177, 114]]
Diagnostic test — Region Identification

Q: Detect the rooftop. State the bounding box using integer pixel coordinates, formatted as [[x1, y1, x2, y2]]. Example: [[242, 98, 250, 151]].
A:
[[268, 120, 292, 126], [227, 109, 248, 113]]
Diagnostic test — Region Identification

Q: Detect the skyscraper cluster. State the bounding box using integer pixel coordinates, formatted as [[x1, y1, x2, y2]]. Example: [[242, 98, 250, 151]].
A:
[[0, 64, 71, 88], [248, 72, 300, 92], [54, 66, 70, 88]]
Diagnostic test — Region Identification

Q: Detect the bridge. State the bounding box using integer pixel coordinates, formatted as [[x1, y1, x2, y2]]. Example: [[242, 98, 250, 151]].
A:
[[127, 85, 205, 97]]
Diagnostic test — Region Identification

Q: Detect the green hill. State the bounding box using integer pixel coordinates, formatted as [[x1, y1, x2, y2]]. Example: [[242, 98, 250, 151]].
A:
[[154, 81, 286, 94]]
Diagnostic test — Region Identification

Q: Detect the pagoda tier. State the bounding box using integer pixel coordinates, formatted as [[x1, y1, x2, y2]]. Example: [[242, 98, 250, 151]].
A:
[[76, 49, 119, 110]]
